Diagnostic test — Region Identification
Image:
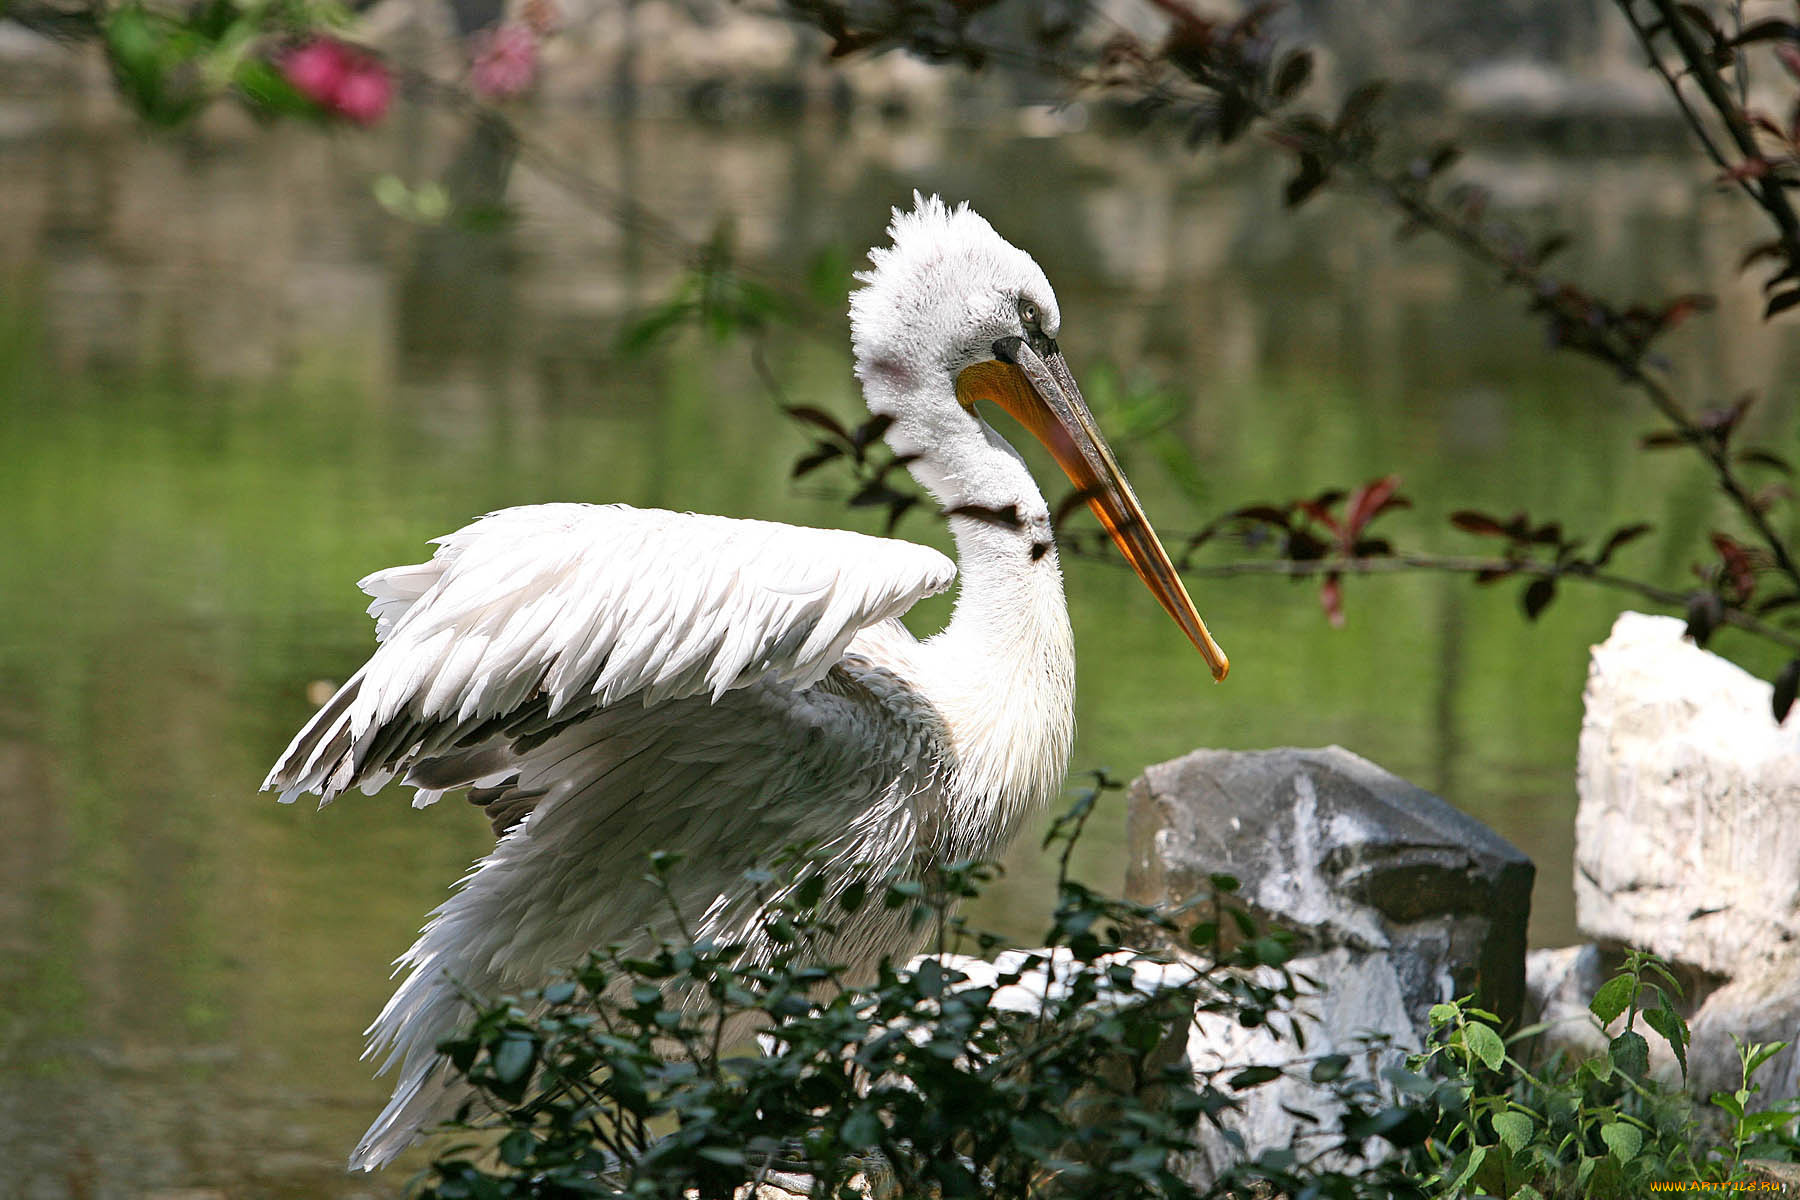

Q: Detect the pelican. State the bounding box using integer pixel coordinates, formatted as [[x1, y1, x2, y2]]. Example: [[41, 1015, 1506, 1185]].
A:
[[264, 195, 1229, 1171]]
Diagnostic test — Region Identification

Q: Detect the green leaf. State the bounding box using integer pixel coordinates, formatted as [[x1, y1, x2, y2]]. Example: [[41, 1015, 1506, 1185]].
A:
[[1642, 1002, 1688, 1078], [1310, 1054, 1350, 1083], [232, 57, 317, 119], [1428, 1002, 1458, 1028], [1746, 1039, 1790, 1079], [1491, 1109, 1533, 1152], [841, 1107, 883, 1149], [1465, 1021, 1506, 1071], [1589, 973, 1636, 1026], [491, 1033, 536, 1085], [1448, 1144, 1487, 1194], [1609, 1030, 1650, 1079], [1229, 1065, 1282, 1089], [1741, 1109, 1800, 1137], [1712, 1090, 1747, 1120], [1511, 1186, 1546, 1200], [1600, 1120, 1642, 1162], [498, 1128, 533, 1167]]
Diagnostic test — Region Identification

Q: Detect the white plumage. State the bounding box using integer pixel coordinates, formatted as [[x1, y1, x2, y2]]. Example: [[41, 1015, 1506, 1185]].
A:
[[264, 195, 1225, 1171]]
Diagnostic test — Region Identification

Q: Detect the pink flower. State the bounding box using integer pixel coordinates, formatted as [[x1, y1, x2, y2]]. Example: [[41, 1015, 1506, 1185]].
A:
[[281, 37, 392, 126], [470, 24, 537, 100], [282, 39, 351, 106], [334, 64, 393, 126]]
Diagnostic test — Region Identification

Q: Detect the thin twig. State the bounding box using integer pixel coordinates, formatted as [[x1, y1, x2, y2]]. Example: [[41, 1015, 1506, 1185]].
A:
[[1063, 546, 1800, 652], [1642, 0, 1800, 251]]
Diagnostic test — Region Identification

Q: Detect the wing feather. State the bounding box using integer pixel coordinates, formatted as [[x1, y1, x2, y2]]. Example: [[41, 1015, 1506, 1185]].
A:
[[263, 503, 954, 806]]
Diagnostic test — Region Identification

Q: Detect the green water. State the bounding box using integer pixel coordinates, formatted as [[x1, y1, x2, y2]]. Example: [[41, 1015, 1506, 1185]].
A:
[[2, 98, 1796, 1194]]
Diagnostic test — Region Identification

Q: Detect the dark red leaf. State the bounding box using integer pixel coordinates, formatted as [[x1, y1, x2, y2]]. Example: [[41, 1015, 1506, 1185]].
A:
[[1474, 566, 1515, 585], [1335, 80, 1388, 134], [1775, 659, 1800, 723], [1285, 152, 1330, 208], [1686, 591, 1724, 647], [1739, 448, 1795, 475], [1287, 529, 1329, 561], [1308, 488, 1347, 510], [1529, 521, 1566, 547], [1273, 50, 1312, 101], [849, 480, 899, 508], [1344, 474, 1405, 536], [883, 494, 918, 534], [791, 442, 843, 478], [1228, 504, 1293, 527], [852, 413, 894, 454], [1729, 18, 1800, 45], [1217, 92, 1253, 145], [1712, 531, 1759, 600], [1295, 496, 1344, 538], [1740, 240, 1785, 272], [1767, 288, 1800, 318], [1449, 510, 1508, 537], [1534, 233, 1571, 265], [1319, 573, 1344, 628], [1594, 522, 1653, 566], [1758, 592, 1800, 615], [1522, 576, 1556, 621], [784, 404, 850, 442]]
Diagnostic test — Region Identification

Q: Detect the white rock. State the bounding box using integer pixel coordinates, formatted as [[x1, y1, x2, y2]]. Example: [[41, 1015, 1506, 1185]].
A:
[[1575, 612, 1800, 977]]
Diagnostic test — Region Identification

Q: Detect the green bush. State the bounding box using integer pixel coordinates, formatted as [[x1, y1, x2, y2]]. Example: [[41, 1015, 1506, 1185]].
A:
[[1399, 952, 1800, 1198], [414, 782, 1428, 1199], [414, 787, 1800, 1198]]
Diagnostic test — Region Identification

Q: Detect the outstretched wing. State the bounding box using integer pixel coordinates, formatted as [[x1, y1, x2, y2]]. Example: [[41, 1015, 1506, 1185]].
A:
[[263, 503, 956, 809]]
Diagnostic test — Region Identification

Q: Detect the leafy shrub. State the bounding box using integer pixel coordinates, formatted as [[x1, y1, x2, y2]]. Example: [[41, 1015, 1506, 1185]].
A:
[[414, 782, 1428, 1199], [414, 786, 1800, 1198], [1399, 951, 1800, 1198]]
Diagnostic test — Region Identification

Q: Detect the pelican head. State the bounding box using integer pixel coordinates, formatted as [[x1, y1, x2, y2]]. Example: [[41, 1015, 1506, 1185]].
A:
[[850, 194, 1229, 681]]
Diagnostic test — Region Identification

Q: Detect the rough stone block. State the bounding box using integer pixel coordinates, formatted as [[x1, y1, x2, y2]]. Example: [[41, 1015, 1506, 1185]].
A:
[[1576, 612, 1800, 978], [1127, 745, 1535, 1027]]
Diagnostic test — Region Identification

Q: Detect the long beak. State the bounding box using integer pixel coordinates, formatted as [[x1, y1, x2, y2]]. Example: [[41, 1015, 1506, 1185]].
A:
[[956, 338, 1229, 681]]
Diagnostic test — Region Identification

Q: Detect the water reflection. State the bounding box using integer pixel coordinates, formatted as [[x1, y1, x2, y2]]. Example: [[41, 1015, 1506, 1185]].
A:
[[2, 83, 1797, 1195]]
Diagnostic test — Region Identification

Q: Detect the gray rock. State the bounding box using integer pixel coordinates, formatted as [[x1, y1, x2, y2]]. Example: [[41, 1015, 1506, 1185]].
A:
[[1125, 746, 1533, 1189], [1176, 947, 1421, 1183], [1523, 944, 1612, 1061], [1127, 745, 1535, 1027]]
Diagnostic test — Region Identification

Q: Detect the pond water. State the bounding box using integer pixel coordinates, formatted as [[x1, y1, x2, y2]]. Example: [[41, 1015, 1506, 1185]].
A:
[[2, 76, 1797, 1196]]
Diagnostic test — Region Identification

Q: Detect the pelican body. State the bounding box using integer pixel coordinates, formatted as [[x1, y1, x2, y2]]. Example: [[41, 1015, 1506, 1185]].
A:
[[264, 196, 1227, 1170]]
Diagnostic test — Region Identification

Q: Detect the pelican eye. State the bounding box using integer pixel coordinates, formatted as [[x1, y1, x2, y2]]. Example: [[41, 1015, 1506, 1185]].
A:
[[1018, 298, 1041, 329]]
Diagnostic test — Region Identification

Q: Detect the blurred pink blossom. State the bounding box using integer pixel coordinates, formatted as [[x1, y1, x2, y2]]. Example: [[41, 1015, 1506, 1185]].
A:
[[333, 66, 393, 125], [470, 25, 538, 100], [281, 37, 392, 126]]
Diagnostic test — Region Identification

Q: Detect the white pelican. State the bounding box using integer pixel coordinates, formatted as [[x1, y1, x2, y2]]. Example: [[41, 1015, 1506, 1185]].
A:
[[264, 195, 1229, 1171]]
